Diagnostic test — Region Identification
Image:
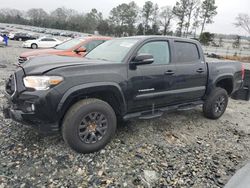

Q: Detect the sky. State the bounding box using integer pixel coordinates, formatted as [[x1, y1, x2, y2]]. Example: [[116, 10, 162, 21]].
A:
[[0, 0, 249, 35]]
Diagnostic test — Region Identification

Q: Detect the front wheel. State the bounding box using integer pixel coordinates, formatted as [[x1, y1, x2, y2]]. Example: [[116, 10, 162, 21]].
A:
[[62, 98, 117, 153], [203, 87, 228, 119]]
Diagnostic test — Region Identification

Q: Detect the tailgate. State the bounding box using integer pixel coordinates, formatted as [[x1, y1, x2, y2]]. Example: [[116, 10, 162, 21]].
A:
[[231, 69, 250, 101]]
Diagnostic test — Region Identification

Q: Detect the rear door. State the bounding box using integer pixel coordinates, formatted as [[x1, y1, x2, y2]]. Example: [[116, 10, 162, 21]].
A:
[[173, 40, 207, 103]]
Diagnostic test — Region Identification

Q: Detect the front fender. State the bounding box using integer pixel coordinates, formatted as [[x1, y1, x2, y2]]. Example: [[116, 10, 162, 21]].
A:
[[56, 82, 127, 116]]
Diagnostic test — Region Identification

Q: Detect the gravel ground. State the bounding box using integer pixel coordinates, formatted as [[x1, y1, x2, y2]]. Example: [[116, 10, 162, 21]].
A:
[[0, 41, 250, 188]]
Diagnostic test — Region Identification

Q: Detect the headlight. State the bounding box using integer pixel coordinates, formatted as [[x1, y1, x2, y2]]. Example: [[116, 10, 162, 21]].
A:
[[23, 76, 63, 90]]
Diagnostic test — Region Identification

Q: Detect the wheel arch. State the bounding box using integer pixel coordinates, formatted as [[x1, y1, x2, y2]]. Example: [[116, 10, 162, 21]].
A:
[[214, 76, 234, 95], [206, 75, 234, 96], [57, 82, 127, 124]]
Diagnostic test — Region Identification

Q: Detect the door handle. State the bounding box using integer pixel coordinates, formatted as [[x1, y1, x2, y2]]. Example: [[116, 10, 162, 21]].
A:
[[196, 68, 204, 73], [165, 70, 175, 75]]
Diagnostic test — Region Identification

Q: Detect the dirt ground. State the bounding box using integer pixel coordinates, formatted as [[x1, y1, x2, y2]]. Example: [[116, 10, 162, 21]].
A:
[[0, 41, 250, 188]]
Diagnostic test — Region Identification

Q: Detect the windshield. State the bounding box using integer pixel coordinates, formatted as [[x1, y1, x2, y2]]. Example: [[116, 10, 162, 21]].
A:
[[55, 38, 85, 50], [86, 39, 139, 62]]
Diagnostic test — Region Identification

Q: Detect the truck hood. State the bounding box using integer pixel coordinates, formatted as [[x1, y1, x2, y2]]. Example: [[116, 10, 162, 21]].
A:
[[21, 55, 105, 75], [20, 48, 64, 58]]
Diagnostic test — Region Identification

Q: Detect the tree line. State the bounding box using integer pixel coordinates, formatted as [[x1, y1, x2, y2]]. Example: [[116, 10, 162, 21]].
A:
[[0, 0, 218, 38]]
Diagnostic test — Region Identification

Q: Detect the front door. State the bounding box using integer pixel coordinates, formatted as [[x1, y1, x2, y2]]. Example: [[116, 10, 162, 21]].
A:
[[127, 40, 176, 112]]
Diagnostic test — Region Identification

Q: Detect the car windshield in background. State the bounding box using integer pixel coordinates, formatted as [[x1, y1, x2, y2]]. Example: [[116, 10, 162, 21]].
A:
[[55, 38, 85, 50], [86, 39, 139, 62]]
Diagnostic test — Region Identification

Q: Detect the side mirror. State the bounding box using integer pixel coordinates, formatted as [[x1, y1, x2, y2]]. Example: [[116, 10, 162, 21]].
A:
[[133, 54, 154, 66], [75, 47, 87, 53]]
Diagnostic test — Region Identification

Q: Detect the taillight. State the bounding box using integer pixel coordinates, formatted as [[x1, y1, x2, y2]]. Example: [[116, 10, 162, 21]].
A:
[[241, 64, 245, 80]]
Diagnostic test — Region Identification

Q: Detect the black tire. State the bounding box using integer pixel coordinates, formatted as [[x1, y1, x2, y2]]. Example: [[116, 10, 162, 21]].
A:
[[31, 43, 38, 49], [62, 98, 117, 153], [203, 87, 228, 119]]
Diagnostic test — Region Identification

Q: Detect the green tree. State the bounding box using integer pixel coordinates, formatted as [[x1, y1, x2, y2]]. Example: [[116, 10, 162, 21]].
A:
[[27, 8, 48, 27], [192, 7, 201, 38], [109, 2, 138, 36], [200, 0, 217, 35], [199, 32, 214, 46], [234, 13, 250, 35], [97, 19, 112, 35], [137, 23, 144, 35], [232, 35, 241, 48], [160, 6, 173, 35], [142, 1, 154, 34], [151, 4, 160, 34], [173, 0, 189, 36], [84, 9, 103, 33], [218, 37, 223, 47], [184, 0, 200, 37]]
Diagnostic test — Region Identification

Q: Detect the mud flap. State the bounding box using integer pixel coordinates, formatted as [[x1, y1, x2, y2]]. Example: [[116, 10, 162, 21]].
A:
[[231, 70, 250, 101]]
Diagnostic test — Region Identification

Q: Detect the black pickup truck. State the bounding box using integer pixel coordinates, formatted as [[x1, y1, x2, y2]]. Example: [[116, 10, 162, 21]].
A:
[[3, 36, 247, 153]]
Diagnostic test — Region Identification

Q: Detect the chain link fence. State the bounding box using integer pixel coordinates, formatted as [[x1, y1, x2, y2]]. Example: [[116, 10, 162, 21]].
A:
[[202, 46, 250, 57]]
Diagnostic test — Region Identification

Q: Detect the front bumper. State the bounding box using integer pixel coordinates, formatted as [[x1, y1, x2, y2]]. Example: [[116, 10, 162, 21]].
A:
[[2, 101, 60, 134], [3, 71, 63, 134]]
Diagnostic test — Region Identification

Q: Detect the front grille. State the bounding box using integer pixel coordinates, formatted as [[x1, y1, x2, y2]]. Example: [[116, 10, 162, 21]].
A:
[[5, 74, 16, 96], [18, 56, 27, 64]]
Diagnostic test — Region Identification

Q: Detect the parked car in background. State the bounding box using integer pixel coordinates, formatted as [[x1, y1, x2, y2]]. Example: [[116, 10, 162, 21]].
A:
[[18, 36, 111, 63], [8, 32, 16, 40], [11, 33, 37, 41], [0, 35, 4, 47], [0, 30, 9, 36], [22, 37, 62, 49]]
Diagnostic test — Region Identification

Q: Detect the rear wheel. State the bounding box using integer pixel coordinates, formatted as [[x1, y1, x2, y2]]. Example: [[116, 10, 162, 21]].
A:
[[31, 43, 38, 49], [62, 98, 117, 153], [203, 87, 228, 119]]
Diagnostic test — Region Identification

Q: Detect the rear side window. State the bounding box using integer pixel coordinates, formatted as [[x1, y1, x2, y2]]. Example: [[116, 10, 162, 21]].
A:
[[41, 38, 55, 41], [174, 42, 200, 63]]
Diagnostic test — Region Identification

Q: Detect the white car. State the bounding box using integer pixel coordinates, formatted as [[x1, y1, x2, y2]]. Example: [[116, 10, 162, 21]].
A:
[[0, 35, 5, 46], [22, 37, 62, 49]]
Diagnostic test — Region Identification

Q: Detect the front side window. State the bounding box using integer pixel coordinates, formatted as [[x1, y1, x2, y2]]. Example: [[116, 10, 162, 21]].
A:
[[137, 41, 170, 64], [174, 42, 200, 63]]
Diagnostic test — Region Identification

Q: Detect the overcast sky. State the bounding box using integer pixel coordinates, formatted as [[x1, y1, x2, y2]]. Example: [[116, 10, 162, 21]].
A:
[[1, 0, 249, 35]]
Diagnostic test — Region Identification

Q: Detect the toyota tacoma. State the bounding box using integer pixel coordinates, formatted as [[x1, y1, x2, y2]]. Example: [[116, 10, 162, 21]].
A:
[[3, 36, 248, 153]]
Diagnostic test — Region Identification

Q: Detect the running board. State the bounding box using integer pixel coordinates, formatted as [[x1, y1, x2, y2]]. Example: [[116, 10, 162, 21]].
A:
[[139, 110, 163, 120], [123, 100, 203, 121]]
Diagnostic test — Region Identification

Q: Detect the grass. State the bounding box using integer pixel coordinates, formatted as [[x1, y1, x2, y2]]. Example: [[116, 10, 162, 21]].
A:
[[222, 56, 250, 63]]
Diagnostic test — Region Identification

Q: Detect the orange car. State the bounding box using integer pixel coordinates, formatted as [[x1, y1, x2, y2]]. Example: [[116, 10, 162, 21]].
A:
[[18, 36, 112, 63]]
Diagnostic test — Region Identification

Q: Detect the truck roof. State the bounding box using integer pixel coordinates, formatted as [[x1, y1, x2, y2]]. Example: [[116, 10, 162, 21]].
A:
[[122, 35, 199, 43]]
